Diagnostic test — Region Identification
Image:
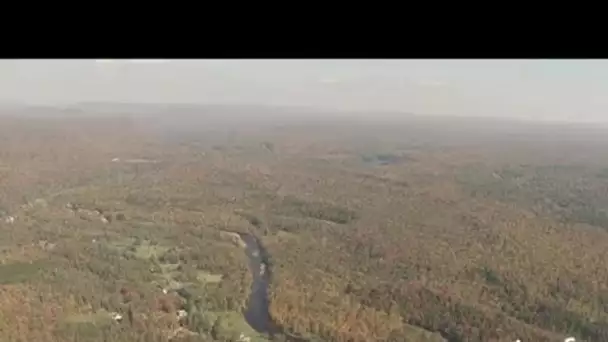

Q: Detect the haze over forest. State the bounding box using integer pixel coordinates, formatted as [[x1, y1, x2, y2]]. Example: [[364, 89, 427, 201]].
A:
[[2, 59, 608, 123], [2, 59, 608, 342]]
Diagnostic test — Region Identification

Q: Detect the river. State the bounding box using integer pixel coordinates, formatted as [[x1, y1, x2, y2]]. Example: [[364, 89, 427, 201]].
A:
[[239, 233, 276, 333], [235, 232, 308, 341]]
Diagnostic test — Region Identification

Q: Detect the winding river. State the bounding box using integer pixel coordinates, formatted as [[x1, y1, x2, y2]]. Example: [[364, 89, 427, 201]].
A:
[[233, 232, 307, 341], [239, 233, 276, 333]]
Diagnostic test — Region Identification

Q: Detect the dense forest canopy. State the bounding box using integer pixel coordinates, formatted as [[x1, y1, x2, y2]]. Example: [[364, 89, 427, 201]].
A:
[[0, 106, 607, 342]]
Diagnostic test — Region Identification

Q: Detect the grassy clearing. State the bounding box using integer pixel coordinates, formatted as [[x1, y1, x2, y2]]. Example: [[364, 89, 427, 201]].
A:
[[160, 263, 180, 273], [196, 271, 223, 284], [131, 243, 170, 260], [205, 311, 269, 342], [0, 260, 49, 284]]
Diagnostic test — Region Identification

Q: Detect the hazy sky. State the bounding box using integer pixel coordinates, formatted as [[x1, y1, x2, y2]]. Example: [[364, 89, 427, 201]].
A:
[[1, 59, 607, 122]]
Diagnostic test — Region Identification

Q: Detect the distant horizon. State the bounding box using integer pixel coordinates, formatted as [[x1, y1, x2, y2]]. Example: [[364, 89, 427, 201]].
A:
[[2, 100, 608, 128], [1, 59, 607, 124]]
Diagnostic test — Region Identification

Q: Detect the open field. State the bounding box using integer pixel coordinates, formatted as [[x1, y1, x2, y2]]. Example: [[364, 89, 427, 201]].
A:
[[0, 105, 608, 341]]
